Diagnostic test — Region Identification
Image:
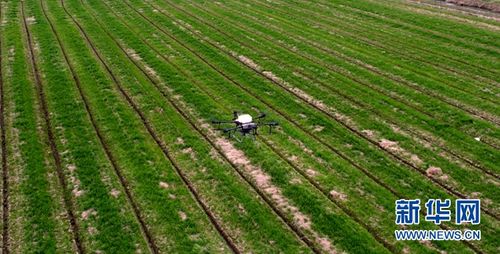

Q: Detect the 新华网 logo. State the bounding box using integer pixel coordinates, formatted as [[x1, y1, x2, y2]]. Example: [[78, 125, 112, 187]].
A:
[[394, 199, 481, 241]]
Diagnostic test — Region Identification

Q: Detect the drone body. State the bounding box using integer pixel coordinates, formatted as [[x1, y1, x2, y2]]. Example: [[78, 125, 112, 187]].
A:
[[212, 112, 278, 141]]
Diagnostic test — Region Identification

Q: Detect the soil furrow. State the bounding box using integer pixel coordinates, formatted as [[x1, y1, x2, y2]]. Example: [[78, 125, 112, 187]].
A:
[[20, 1, 83, 253], [278, 0, 496, 103], [299, 0, 500, 64], [105, 2, 488, 252], [162, 0, 499, 183], [125, 3, 490, 252], [409, 0, 500, 21], [185, 1, 500, 150], [80, 2, 325, 252], [135, 0, 499, 220], [120, 0, 427, 208], [59, 1, 242, 253], [259, 137, 396, 252], [226, 0, 500, 127], [295, 1, 500, 90], [39, 1, 158, 253], [247, 0, 500, 87], [0, 2, 9, 253]]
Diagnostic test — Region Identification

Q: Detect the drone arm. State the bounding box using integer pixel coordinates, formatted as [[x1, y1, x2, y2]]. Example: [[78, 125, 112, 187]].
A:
[[258, 121, 278, 134], [223, 127, 241, 137], [222, 127, 238, 132], [211, 119, 234, 124]]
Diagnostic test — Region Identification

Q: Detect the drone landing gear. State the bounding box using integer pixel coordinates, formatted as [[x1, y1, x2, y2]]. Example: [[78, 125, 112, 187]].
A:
[[223, 129, 257, 142]]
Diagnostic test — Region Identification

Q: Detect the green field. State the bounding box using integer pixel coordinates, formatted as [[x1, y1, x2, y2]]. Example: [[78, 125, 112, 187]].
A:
[[0, 0, 498, 253]]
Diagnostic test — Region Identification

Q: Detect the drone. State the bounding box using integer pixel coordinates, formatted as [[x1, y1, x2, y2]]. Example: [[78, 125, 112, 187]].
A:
[[211, 112, 278, 141]]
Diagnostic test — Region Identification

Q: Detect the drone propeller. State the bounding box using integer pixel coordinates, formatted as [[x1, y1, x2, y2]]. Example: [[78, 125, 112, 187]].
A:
[[256, 112, 267, 119]]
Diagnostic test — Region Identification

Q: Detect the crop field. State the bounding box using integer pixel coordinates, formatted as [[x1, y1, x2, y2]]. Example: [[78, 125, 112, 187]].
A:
[[0, 0, 498, 253]]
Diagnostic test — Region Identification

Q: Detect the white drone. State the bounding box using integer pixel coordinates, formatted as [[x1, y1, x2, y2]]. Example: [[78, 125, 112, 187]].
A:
[[211, 112, 278, 141]]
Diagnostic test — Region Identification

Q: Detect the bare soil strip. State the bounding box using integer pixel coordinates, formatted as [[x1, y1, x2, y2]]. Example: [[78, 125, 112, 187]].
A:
[[259, 137, 396, 252], [232, 2, 500, 150], [139, 6, 485, 252], [267, 0, 500, 81], [20, 1, 83, 253], [112, 3, 485, 252], [39, 1, 158, 252], [59, 1, 240, 252], [409, 0, 500, 20], [97, 0, 480, 252], [318, 0, 500, 55], [0, 2, 9, 253], [190, 1, 500, 150], [146, 1, 499, 221], [397, 3, 500, 30], [85, 2, 328, 252], [438, 0, 500, 13], [231, 1, 500, 127], [165, 1, 498, 182]]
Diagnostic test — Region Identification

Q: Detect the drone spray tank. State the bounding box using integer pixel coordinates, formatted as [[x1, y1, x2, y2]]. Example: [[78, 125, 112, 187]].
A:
[[234, 114, 257, 134]]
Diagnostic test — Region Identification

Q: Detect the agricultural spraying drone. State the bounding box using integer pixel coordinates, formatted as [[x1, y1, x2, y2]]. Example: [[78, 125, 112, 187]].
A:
[[211, 112, 278, 141]]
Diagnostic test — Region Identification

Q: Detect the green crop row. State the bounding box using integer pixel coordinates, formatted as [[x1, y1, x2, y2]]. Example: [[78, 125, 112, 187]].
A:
[[174, 0, 500, 173], [145, 0, 500, 202], [232, 0, 499, 80], [307, 0, 500, 57], [288, 1, 498, 63], [258, 0, 500, 105], [87, 0, 498, 252], [65, 0, 395, 252], [3, 0, 497, 253], [40, 0, 258, 252], [2, 0, 74, 252], [217, 0, 500, 129], [24, 0, 155, 252], [45, 0, 341, 252], [75, 0, 396, 252]]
